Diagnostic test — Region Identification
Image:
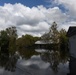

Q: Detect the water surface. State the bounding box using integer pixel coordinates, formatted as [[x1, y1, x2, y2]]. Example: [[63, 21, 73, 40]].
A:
[[0, 48, 69, 75]]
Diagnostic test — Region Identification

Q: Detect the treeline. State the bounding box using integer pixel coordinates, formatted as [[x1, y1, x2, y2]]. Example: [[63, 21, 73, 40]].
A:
[[16, 34, 40, 49], [0, 22, 69, 71], [0, 22, 69, 56], [41, 22, 69, 61], [0, 22, 69, 72], [0, 27, 40, 55]]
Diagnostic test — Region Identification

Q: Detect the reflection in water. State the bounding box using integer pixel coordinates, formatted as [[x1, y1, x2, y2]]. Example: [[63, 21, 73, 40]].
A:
[[40, 50, 60, 72], [0, 48, 68, 73], [0, 50, 19, 72], [0, 48, 40, 72], [18, 48, 40, 59], [5, 53, 19, 72]]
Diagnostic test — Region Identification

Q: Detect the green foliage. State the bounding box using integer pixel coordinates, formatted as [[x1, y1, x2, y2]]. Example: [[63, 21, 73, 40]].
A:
[[41, 32, 50, 42], [6, 26, 17, 38], [59, 29, 69, 62], [49, 22, 59, 43], [0, 26, 17, 56], [0, 27, 18, 71], [6, 26, 17, 55], [16, 34, 40, 49], [41, 22, 59, 44], [41, 21, 69, 62], [0, 30, 9, 67], [0, 30, 9, 47]]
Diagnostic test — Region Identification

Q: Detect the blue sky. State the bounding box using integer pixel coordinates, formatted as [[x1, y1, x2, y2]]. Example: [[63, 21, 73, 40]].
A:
[[0, 0, 49, 7], [0, 0, 76, 37], [0, 0, 65, 11], [0, 0, 68, 15]]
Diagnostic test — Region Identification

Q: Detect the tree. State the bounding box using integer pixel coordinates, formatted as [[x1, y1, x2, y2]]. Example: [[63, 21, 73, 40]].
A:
[[59, 29, 69, 62], [16, 34, 40, 49], [0, 30, 9, 67], [41, 32, 50, 42], [6, 27, 17, 38], [6, 26, 17, 55], [0, 30, 9, 52], [49, 22, 59, 43]]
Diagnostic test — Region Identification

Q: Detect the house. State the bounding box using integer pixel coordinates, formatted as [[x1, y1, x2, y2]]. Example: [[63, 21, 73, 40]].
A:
[[67, 26, 76, 75], [35, 40, 58, 49], [35, 40, 52, 49]]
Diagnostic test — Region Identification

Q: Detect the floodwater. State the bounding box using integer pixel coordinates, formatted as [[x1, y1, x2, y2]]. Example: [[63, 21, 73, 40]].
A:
[[0, 48, 69, 75]]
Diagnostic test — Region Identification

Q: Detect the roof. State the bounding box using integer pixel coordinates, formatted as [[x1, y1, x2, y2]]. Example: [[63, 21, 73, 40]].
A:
[[67, 26, 76, 37], [35, 40, 52, 44], [35, 41, 45, 44]]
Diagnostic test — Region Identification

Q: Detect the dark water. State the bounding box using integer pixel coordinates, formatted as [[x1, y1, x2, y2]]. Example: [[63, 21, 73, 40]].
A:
[[0, 48, 69, 75]]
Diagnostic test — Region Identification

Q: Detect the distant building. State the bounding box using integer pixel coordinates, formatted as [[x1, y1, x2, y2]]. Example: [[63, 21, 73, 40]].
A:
[[35, 40, 58, 49], [35, 40, 52, 44], [35, 40, 52, 49], [67, 26, 76, 75]]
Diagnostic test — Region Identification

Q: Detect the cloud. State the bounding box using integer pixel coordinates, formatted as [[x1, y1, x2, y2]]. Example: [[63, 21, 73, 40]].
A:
[[0, 3, 73, 37], [46, 0, 76, 30], [53, 0, 76, 19]]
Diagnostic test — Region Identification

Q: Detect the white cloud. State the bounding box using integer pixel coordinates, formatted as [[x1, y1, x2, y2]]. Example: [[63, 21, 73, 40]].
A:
[[60, 21, 76, 31], [0, 3, 73, 37], [54, 0, 76, 19], [46, 0, 76, 31]]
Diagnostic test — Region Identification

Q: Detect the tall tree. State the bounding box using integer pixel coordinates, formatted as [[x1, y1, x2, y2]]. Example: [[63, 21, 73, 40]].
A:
[[41, 32, 50, 42], [49, 22, 59, 43], [6, 26, 17, 38], [6, 26, 17, 55], [0, 30, 9, 67], [0, 30, 9, 52]]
